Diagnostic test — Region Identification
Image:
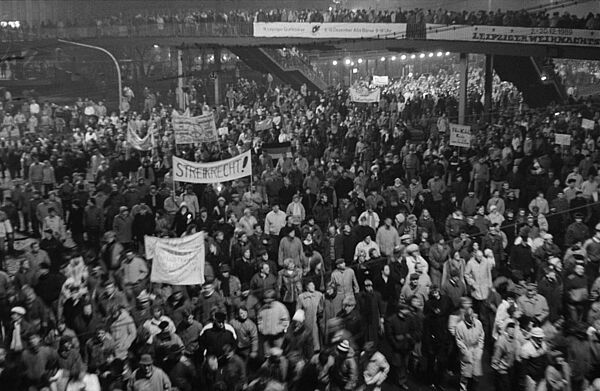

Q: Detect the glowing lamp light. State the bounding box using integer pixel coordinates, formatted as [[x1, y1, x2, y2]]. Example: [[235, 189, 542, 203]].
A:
[[358, 58, 363, 64], [445, 51, 451, 56], [332, 60, 338, 66], [153, 44, 159, 48], [400, 55, 407, 60], [380, 56, 386, 61], [428, 52, 434, 58], [419, 53, 425, 59], [344, 58, 351, 65], [436, 52, 443, 57], [352, 68, 358, 74], [410, 54, 416, 59], [391, 56, 397, 61]]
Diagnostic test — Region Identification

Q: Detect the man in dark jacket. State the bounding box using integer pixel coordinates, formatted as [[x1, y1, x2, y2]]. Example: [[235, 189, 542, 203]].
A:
[[385, 302, 418, 391], [423, 286, 453, 390], [510, 229, 535, 281], [199, 311, 236, 358], [334, 224, 355, 265]]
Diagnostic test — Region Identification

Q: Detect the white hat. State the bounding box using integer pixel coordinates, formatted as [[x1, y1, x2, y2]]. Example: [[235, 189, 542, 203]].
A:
[[11, 306, 26, 316], [406, 244, 419, 253], [337, 339, 350, 352], [292, 309, 305, 323], [530, 327, 545, 338]]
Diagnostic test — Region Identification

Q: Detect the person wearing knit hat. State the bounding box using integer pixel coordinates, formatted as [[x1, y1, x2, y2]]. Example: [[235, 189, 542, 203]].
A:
[[337, 339, 350, 353]]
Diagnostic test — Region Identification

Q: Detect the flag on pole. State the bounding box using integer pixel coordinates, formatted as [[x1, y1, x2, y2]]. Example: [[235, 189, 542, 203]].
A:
[[261, 142, 292, 160]]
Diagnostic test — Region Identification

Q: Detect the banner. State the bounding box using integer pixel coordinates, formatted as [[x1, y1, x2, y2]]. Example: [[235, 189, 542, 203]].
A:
[[173, 150, 252, 184], [426, 24, 600, 48], [127, 123, 153, 151], [555, 133, 572, 146], [372, 75, 389, 86], [253, 22, 407, 39], [449, 124, 472, 148], [145, 232, 205, 285], [255, 118, 273, 131], [582, 118, 595, 130], [262, 142, 292, 160], [349, 86, 381, 103], [172, 111, 218, 144]]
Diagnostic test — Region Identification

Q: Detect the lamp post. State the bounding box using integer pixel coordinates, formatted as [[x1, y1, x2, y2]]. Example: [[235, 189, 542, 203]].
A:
[[58, 39, 123, 112]]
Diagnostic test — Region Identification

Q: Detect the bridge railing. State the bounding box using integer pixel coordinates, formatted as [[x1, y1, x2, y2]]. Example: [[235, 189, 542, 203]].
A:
[[0, 22, 255, 42]]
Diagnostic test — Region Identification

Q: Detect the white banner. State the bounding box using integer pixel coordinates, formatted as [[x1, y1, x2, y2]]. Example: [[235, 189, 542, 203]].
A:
[[449, 123, 472, 148], [126, 124, 153, 151], [349, 86, 381, 103], [555, 133, 572, 146], [172, 111, 218, 144], [372, 75, 389, 86], [253, 22, 406, 39], [582, 118, 595, 130], [146, 232, 205, 285], [427, 24, 600, 48], [173, 150, 252, 184]]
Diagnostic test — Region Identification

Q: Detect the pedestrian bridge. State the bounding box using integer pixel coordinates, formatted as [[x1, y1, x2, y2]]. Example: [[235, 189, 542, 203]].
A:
[[4, 22, 600, 60]]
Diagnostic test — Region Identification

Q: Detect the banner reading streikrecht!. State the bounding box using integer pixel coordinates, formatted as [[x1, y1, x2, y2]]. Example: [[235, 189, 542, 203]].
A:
[[173, 150, 252, 183]]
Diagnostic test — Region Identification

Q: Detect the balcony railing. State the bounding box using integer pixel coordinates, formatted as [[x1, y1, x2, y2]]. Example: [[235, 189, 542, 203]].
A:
[[261, 48, 328, 90], [0, 22, 255, 42]]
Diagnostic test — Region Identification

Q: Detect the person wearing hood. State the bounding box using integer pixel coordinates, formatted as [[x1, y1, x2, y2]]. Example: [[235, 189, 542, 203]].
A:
[[172, 203, 194, 237]]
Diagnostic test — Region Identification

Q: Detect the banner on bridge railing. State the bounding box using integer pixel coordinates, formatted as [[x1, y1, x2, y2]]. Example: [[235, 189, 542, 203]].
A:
[[426, 24, 600, 48], [253, 22, 407, 39]]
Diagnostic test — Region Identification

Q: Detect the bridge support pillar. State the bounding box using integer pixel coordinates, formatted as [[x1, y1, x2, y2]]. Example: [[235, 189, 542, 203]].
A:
[[214, 48, 221, 106], [458, 53, 468, 125], [177, 49, 185, 110], [484, 54, 494, 122]]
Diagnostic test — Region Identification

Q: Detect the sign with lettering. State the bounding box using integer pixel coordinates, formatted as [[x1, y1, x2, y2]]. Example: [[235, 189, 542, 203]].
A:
[[173, 150, 252, 184], [172, 111, 218, 144], [554, 133, 572, 146], [449, 123, 472, 148]]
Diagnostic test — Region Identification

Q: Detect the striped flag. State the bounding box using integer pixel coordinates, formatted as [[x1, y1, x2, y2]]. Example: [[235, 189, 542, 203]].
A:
[[261, 142, 292, 160]]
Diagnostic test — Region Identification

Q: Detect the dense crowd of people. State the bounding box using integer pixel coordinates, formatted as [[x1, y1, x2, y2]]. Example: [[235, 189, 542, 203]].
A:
[[3, 5, 600, 42], [1, 60, 600, 391]]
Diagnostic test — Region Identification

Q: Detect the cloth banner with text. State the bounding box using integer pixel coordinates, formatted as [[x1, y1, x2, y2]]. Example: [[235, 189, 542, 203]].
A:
[[349, 86, 381, 103], [173, 150, 252, 184], [172, 110, 218, 144], [449, 124, 472, 148], [126, 123, 154, 151], [145, 232, 205, 285], [255, 118, 273, 131]]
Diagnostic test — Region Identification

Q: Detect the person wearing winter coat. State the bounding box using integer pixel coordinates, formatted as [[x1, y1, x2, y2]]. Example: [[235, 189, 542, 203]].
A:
[[277, 259, 303, 316], [330, 340, 358, 391], [423, 285, 453, 390], [455, 308, 485, 391], [297, 280, 324, 352], [358, 342, 390, 391], [385, 302, 418, 390], [109, 307, 137, 360], [278, 229, 303, 268], [172, 203, 194, 237]]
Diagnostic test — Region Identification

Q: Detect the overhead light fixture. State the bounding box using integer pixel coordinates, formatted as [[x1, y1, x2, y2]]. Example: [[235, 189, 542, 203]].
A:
[[391, 56, 397, 61], [358, 58, 363, 64], [400, 55, 407, 60], [332, 60, 338, 66], [428, 52, 434, 58], [410, 54, 416, 59], [350, 61, 355, 66], [445, 51, 451, 56], [436, 51, 443, 57], [153, 44, 159, 48], [419, 53, 425, 59], [352, 68, 358, 74], [345, 58, 351, 66], [380, 56, 386, 61]]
